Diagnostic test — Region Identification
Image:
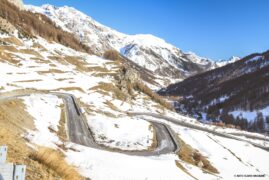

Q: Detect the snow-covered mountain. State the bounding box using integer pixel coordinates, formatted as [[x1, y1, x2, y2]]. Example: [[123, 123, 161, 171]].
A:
[[1, 1, 269, 179], [216, 56, 241, 67], [26, 4, 233, 80], [1, 30, 268, 179]]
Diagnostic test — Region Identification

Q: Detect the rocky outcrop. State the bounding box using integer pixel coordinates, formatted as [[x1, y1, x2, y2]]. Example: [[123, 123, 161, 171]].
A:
[[0, 17, 16, 33], [8, 0, 24, 10], [122, 67, 140, 84], [115, 64, 141, 100]]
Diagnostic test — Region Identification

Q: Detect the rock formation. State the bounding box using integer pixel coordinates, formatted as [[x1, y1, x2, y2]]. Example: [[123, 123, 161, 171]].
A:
[[8, 0, 24, 10]]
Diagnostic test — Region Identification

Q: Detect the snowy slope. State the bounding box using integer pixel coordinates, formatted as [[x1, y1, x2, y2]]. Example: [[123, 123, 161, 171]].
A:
[[0, 19, 268, 180], [217, 56, 241, 66], [26, 4, 234, 80], [22, 94, 63, 148]]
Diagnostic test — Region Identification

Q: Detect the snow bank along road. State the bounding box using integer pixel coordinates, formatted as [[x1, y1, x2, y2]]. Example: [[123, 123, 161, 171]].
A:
[[0, 92, 180, 156], [128, 112, 269, 152]]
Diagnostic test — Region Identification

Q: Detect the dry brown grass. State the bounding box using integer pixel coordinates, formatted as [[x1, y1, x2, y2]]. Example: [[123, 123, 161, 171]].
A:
[[31, 43, 47, 51], [126, 81, 135, 96], [1, 37, 23, 46], [6, 83, 20, 88], [49, 63, 57, 67], [134, 82, 174, 111], [0, 89, 40, 98], [37, 69, 65, 74], [75, 99, 95, 116], [19, 49, 43, 58], [0, 51, 21, 66], [105, 61, 122, 66], [57, 104, 68, 141], [176, 134, 219, 174], [64, 56, 89, 72], [64, 56, 111, 76], [0, 45, 19, 52], [30, 148, 83, 180], [14, 79, 43, 83], [51, 87, 86, 93], [0, 99, 63, 179], [55, 78, 73, 81], [104, 101, 122, 112], [0, 128, 62, 180], [148, 124, 157, 151], [92, 72, 118, 78], [30, 57, 50, 64], [48, 56, 68, 65], [103, 50, 120, 61], [0, 99, 34, 130], [87, 66, 109, 73]]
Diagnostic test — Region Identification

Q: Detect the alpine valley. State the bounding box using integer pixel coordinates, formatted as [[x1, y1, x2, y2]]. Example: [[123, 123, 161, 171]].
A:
[[0, 0, 268, 180]]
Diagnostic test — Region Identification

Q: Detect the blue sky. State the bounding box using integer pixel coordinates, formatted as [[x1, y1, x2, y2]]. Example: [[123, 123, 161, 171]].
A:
[[24, 0, 269, 60]]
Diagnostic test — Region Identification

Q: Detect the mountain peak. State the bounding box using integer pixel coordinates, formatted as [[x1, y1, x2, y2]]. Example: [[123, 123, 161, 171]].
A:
[[126, 34, 174, 48], [229, 56, 241, 62]]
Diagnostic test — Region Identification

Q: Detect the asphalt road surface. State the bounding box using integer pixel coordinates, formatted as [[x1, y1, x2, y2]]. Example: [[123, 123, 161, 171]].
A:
[[57, 93, 98, 148]]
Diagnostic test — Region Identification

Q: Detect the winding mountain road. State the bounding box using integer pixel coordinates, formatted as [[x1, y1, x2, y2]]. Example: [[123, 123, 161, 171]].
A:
[[57, 93, 98, 148], [0, 92, 180, 155], [127, 112, 269, 152], [1, 92, 268, 156], [56, 93, 180, 156]]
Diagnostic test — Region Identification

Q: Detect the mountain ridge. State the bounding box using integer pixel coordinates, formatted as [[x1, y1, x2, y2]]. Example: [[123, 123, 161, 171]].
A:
[[26, 4, 237, 82], [159, 50, 269, 133]]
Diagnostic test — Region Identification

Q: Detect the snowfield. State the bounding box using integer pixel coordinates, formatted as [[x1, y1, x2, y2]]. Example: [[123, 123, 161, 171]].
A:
[[230, 106, 269, 122], [88, 114, 154, 151], [65, 144, 196, 180], [177, 127, 269, 179]]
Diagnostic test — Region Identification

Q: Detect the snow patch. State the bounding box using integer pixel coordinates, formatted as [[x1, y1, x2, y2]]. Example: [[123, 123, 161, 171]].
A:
[[22, 94, 63, 148], [229, 106, 269, 122], [87, 114, 154, 150]]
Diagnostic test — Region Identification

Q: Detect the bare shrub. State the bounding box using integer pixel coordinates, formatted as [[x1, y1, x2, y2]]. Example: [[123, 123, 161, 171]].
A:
[[103, 50, 120, 61], [177, 135, 219, 174]]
